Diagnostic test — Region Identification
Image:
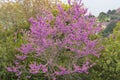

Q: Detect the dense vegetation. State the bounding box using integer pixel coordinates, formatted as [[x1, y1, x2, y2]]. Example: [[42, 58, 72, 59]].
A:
[[0, 0, 120, 80]]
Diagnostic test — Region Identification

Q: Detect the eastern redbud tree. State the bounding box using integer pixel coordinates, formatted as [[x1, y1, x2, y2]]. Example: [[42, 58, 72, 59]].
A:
[[7, 0, 102, 80]]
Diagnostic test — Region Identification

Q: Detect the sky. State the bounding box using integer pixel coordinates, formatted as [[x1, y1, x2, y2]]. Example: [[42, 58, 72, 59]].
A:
[[61, 0, 120, 16]]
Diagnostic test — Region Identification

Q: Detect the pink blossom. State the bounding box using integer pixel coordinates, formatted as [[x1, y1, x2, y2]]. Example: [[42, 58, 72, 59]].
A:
[[16, 55, 27, 60], [29, 62, 40, 74]]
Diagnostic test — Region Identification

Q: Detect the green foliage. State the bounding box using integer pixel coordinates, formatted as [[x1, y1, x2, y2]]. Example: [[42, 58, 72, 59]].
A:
[[82, 22, 120, 80], [0, 2, 30, 29], [90, 39, 120, 80], [113, 21, 120, 35], [0, 27, 27, 80], [0, 0, 59, 29]]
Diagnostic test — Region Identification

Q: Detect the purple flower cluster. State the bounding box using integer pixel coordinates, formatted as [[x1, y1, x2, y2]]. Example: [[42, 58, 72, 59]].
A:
[[29, 62, 48, 74], [7, 62, 22, 77], [54, 61, 94, 76], [15, 44, 33, 60]]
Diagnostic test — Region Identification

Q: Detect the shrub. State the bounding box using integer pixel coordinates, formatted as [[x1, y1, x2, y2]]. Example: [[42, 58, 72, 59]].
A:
[[7, 0, 102, 80], [83, 21, 120, 80]]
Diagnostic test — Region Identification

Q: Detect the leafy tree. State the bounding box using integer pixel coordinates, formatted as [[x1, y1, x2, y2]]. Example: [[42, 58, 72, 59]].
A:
[[98, 12, 110, 22], [107, 9, 116, 15]]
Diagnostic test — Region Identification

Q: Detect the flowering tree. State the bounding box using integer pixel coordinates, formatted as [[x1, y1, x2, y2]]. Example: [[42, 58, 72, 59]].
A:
[[7, 0, 102, 80]]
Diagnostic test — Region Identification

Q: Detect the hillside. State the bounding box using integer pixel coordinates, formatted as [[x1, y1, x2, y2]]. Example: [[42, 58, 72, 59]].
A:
[[98, 8, 120, 36]]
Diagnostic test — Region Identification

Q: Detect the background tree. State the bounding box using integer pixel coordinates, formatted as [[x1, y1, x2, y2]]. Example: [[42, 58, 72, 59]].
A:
[[0, 0, 60, 29], [98, 12, 110, 22]]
